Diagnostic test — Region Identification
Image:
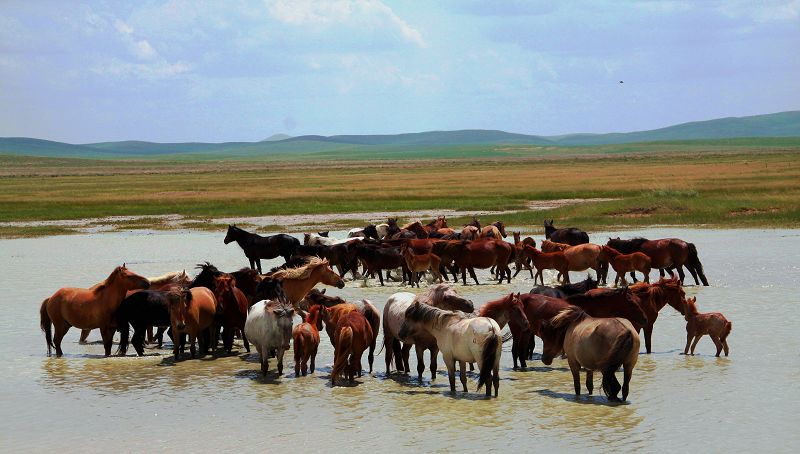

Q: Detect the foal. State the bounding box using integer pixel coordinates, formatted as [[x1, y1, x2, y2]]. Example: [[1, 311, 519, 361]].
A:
[[401, 243, 443, 287], [600, 245, 652, 286], [684, 297, 732, 357], [293, 305, 323, 376], [523, 246, 570, 285]]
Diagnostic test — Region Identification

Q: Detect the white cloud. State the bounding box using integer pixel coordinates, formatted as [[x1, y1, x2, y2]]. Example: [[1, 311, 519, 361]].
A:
[[92, 58, 191, 80], [133, 40, 158, 60]]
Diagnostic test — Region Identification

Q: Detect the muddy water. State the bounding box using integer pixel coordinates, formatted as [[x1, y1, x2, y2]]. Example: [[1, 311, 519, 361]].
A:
[[1, 229, 798, 452]]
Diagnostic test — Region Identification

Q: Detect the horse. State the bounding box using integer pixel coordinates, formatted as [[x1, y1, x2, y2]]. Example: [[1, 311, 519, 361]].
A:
[[479, 221, 507, 239], [167, 287, 219, 359], [629, 278, 687, 353], [401, 243, 443, 287], [530, 275, 598, 299], [511, 232, 536, 278], [115, 290, 178, 356], [293, 242, 361, 279], [304, 232, 336, 246], [566, 288, 648, 330], [40, 265, 150, 357], [543, 220, 589, 246], [383, 284, 474, 381], [223, 225, 300, 273], [399, 301, 503, 397], [461, 225, 479, 240], [541, 240, 608, 285], [607, 237, 709, 286], [190, 262, 262, 301], [479, 293, 531, 369], [354, 243, 408, 286], [401, 221, 430, 239], [213, 274, 250, 354], [245, 299, 294, 376], [600, 245, 652, 286], [292, 305, 323, 376], [438, 239, 512, 285], [303, 289, 381, 373], [518, 293, 572, 359], [523, 246, 570, 285], [683, 297, 732, 356], [255, 257, 345, 315], [331, 311, 373, 384], [540, 306, 640, 402]]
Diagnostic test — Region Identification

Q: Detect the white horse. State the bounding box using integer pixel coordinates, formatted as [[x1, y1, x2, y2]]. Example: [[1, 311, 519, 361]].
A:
[[382, 284, 474, 381], [244, 300, 294, 376], [399, 301, 503, 397]]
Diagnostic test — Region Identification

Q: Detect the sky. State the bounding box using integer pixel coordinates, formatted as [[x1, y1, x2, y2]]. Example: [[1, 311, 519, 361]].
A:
[[1, 0, 798, 143]]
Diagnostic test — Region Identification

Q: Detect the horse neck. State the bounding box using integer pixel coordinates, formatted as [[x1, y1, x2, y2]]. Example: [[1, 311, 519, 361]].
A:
[[233, 230, 254, 247], [282, 269, 324, 303], [94, 276, 131, 310]]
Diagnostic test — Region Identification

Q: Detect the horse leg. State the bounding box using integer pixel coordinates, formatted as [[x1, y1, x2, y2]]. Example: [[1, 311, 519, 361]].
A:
[[132, 328, 146, 356], [393, 339, 404, 371], [402, 343, 412, 374], [414, 343, 426, 382], [156, 326, 166, 348], [644, 324, 653, 354], [444, 356, 457, 394], [676, 265, 686, 285], [377, 269, 384, 287], [621, 362, 633, 402], [100, 327, 114, 357], [242, 330, 250, 353], [492, 362, 500, 397], [277, 347, 285, 375], [568, 357, 582, 396], [683, 332, 692, 355], [53, 322, 69, 357], [79, 329, 91, 344], [643, 268, 650, 284], [146, 326, 154, 344], [690, 335, 702, 355], [712, 336, 723, 357], [459, 361, 468, 393], [468, 267, 480, 285], [189, 334, 197, 358], [311, 344, 318, 372], [630, 271, 638, 283], [585, 370, 594, 395], [461, 267, 467, 286], [527, 334, 535, 360], [430, 346, 439, 381], [687, 265, 700, 286]]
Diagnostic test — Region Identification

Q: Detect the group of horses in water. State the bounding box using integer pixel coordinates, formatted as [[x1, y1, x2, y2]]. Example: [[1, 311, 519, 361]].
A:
[[38, 217, 732, 402]]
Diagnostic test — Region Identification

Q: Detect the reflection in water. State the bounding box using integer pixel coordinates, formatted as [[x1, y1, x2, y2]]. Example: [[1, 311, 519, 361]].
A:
[[3, 229, 800, 451]]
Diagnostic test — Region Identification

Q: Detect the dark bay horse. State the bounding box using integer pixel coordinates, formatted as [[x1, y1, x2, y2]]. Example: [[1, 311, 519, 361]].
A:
[[224, 225, 299, 273], [566, 288, 648, 330], [40, 265, 150, 357], [116, 290, 176, 356], [530, 275, 598, 299], [479, 293, 531, 369], [629, 278, 687, 353], [544, 220, 589, 246], [213, 275, 250, 354], [606, 237, 709, 286]]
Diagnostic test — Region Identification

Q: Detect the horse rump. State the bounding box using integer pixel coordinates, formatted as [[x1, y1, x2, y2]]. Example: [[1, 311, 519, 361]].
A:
[[39, 298, 53, 356], [332, 326, 354, 383], [601, 330, 633, 401], [477, 332, 500, 393]]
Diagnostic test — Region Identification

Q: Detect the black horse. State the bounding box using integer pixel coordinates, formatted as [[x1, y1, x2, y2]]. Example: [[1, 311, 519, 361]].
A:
[[543, 219, 589, 245], [530, 275, 598, 299], [223, 225, 299, 273], [116, 290, 179, 356]]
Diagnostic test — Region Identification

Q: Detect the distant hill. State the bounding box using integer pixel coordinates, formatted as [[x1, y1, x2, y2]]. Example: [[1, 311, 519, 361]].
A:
[[1, 110, 798, 159]]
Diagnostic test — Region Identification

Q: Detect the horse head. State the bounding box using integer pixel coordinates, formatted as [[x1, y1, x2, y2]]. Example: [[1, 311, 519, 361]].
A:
[[494, 221, 508, 238], [508, 293, 531, 335], [114, 265, 150, 291], [224, 225, 238, 244]]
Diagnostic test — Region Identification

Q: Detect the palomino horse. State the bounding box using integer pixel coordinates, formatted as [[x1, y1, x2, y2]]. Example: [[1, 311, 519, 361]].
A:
[[607, 237, 709, 286], [523, 246, 570, 285], [479, 293, 531, 369], [292, 304, 323, 376], [245, 299, 294, 376], [213, 275, 250, 354], [683, 297, 732, 357], [399, 301, 503, 397], [303, 289, 381, 373], [479, 221, 507, 239], [331, 311, 373, 384], [167, 287, 219, 359], [256, 257, 345, 316], [600, 245, 652, 286], [543, 220, 589, 245], [223, 225, 300, 273], [438, 239, 513, 285], [629, 278, 686, 354], [540, 306, 640, 402], [541, 240, 607, 285], [383, 284, 474, 381], [401, 243, 443, 287], [40, 265, 150, 357]]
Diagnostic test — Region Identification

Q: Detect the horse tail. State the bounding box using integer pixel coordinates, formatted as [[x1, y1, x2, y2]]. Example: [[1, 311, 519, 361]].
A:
[[39, 298, 53, 356], [722, 320, 732, 341], [601, 330, 633, 399], [686, 243, 709, 286], [477, 330, 500, 391], [332, 327, 353, 382]]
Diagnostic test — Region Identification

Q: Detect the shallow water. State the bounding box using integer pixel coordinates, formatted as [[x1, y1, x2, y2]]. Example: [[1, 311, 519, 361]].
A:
[[1, 228, 798, 452]]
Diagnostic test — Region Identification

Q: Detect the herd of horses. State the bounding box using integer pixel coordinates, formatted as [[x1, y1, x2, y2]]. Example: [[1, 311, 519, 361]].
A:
[[38, 217, 731, 402]]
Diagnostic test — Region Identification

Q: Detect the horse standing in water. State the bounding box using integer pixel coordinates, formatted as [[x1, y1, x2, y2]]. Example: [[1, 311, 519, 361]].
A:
[[629, 278, 687, 353], [40, 265, 150, 357], [167, 287, 219, 359], [544, 220, 589, 245], [292, 305, 323, 376], [606, 237, 709, 286], [479, 293, 531, 369], [331, 311, 373, 384], [223, 225, 299, 273], [683, 297, 732, 356], [540, 306, 640, 402], [255, 257, 345, 316], [600, 245, 652, 286], [399, 302, 503, 397], [213, 274, 250, 354]]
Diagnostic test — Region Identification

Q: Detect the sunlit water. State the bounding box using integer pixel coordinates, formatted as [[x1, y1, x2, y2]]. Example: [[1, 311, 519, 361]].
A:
[[1, 228, 798, 452]]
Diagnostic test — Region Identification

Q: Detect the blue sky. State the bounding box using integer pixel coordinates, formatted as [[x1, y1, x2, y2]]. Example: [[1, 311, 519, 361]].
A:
[[1, 0, 798, 143]]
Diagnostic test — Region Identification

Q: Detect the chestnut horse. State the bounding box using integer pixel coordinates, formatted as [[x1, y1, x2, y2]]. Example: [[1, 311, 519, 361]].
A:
[[629, 278, 686, 353], [40, 265, 150, 357], [167, 287, 219, 359], [606, 237, 709, 286], [540, 306, 640, 402], [401, 243, 443, 287], [518, 293, 572, 359], [479, 293, 531, 369], [213, 275, 250, 354], [684, 297, 732, 356], [292, 305, 323, 376], [331, 311, 373, 384], [523, 246, 570, 285], [600, 245, 652, 286], [257, 257, 345, 315], [438, 239, 512, 285], [541, 240, 607, 285]]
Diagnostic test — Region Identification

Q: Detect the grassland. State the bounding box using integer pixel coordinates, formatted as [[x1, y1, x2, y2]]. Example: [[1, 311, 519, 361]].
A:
[[1, 139, 799, 238]]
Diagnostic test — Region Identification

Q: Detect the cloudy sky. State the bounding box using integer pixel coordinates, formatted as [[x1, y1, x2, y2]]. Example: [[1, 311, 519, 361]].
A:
[[1, 0, 798, 143]]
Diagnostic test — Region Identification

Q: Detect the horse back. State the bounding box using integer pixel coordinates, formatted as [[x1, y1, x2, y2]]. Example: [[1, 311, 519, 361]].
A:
[[567, 317, 638, 369]]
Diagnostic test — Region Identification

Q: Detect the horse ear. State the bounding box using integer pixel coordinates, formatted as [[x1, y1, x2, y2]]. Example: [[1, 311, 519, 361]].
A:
[[320, 288, 326, 294]]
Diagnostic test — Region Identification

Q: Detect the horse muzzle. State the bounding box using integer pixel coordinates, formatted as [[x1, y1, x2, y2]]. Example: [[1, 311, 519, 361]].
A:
[[336, 280, 345, 289]]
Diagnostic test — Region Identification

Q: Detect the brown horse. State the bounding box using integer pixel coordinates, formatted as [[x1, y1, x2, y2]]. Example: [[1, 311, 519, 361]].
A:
[[331, 311, 373, 384], [461, 225, 479, 240], [523, 246, 570, 285], [684, 297, 732, 356], [40, 265, 150, 357], [567, 288, 648, 330], [542, 240, 607, 285], [518, 293, 572, 359], [479, 293, 531, 369], [600, 245, 652, 286], [439, 239, 512, 285], [213, 275, 250, 354], [292, 304, 323, 376], [629, 278, 686, 353], [607, 237, 709, 286], [265, 257, 345, 314], [167, 287, 219, 359], [511, 232, 535, 278], [401, 243, 443, 287], [303, 289, 381, 373], [401, 221, 430, 239], [540, 306, 640, 402], [479, 221, 507, 239]]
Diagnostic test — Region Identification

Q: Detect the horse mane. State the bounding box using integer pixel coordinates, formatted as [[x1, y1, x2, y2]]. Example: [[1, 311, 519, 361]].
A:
[[268, 255, 313, 274], [401, 220, 422, 230], [628, 237, 650, 247], [548, 306, 587, 329], [92, 266, 125, 292], [479, 294, 513, 317], [405, 301, 463, 328], [270, 257, 329, 281], [148, 270, 186, 286], [416, 283, 454, 306]]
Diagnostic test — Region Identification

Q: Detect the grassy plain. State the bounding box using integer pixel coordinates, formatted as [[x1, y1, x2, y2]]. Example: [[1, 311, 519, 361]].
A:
[[1, 140, 799, 237]]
